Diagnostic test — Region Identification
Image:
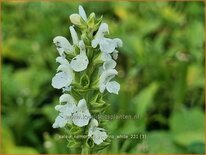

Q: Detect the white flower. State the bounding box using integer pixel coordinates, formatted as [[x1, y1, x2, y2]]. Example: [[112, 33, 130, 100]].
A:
[[88, 119, 108, 145], [52, 57, 74, 89], [69, 26, 79, 45], [52, 72, 73, 89], [92, 23, 122, 54], [53, 36, 73, 57], [72, 99, 91, 127], [99, 69, 120, 94], [70, 14, 81, 25], [70, 5, 87, 25], [52, 94, 76, 128], [70, 40, 89, 72], [78, 5, 87, 21], [92, 23, 109, 48], [53, 95, 91, 128]]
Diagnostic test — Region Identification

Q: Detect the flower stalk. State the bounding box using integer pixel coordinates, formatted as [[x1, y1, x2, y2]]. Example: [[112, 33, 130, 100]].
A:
[[51, 5, 122, 154]]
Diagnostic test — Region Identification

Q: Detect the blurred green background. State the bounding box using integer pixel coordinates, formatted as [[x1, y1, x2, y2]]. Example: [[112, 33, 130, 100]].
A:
[[1, 1, 205, 154]]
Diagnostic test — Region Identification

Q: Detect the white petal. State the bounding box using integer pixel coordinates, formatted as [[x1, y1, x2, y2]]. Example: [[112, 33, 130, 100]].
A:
[[78, 99, 91, 119], [99, 69, 118, 85], [79, 40, 86, 54], [72, 99, 91, 127], [52, 116, 67, 128], [106, 81, 120, 94], [69, 26, 79, 45], [93, 129, 108, 145], [90, 118, 99, 127], [56, 56, 69, 65], [99, 83, 106, 93], [79, 5, 87, 21], [112, 50, 118, 60], [56, 47, 65, 57], [113, 38, 123, 47], [53, 36, 73, 54], [91, 23, 109, 48], [72, 112, 91, 127], [59, 94, 76, 104], [100, 38, 116, 54], [70, 54, 89, 72], [70, 14, 81, 25], [52, 72, 73, 89], [101, 52, 112, 61], [77, 99, 88, 111], [96, 23, 109, 38], [55, 103, 75, 117], [103, 59, 116, 70], [91, 38, 101, 48], [88, 119, 99, 137]]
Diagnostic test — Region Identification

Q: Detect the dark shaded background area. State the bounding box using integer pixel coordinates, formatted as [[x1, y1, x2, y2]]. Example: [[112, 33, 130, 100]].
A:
[[1, 1, 205, 154]]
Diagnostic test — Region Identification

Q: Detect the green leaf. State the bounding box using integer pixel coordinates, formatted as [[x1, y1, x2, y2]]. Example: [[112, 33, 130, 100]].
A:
[[170, 108, 205, 146], [132, 82, 159, 116], [138, 131, 184, 154], [187, 142, 205, 154]]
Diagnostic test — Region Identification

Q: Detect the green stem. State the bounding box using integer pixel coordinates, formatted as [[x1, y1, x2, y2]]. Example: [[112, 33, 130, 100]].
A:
[[81, 145, 90, 155]]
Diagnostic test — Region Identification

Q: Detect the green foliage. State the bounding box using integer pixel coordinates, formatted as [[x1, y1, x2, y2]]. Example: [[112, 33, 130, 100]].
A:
[[1, 1, 205, 154]]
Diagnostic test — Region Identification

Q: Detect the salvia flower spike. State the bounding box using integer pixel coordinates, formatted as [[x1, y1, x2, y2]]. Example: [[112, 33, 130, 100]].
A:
[[51, 5, 122, 154]]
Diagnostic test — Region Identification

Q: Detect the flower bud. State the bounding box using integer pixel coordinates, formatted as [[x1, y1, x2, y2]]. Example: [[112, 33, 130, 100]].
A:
[[87, 12, 96, 29], [70, 14, 81, 25]]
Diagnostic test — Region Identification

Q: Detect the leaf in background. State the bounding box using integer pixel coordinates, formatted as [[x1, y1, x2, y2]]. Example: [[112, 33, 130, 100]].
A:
[[1, 124, 39, 154], [186, 64, 204, 89], [132, 82, 159, 117], [170, 107, 205, 147], [135, 131, 184, 153]]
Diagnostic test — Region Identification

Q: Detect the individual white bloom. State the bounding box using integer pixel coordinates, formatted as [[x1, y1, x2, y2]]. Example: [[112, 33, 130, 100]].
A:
[[88, 119, 108, 145], [92, 23, 109, 48], [78, 5, 87, 21], [69, 26, 79, 45], [70, 14, 81, 25], [52, 57, 74, 89], [52, 94, 77, 128], [56, 95, 76, 119], [106, 81, 120, 94], [52, 72, 73, 89], [53, 36, 73, 56], [99, 69, 120, 94], [92, 23, 122, 54], [70, 52, 89, 72], [72, 99, 91, 127], [70, 5, 87, 25], [70, 40, 89, 72]]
